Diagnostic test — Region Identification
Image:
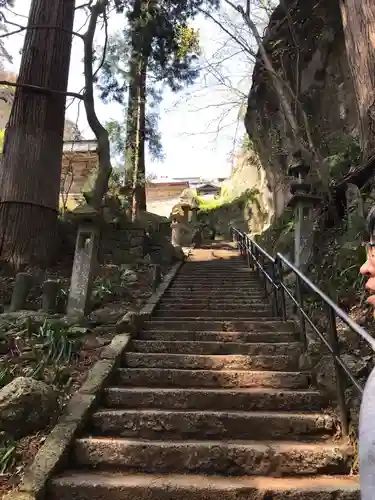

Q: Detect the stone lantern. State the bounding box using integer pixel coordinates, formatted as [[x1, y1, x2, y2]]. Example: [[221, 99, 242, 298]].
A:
[[66, 204, 103, 318], [288, 150, 321, 268]]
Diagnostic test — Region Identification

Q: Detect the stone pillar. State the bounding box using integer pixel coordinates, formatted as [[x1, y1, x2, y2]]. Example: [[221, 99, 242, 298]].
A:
[[9, 273, 32, 312], [346, 183, 364, 231], [171, 220, 182, 247], [190, 207, 198, 224], [288, 151, 321, 269], [67, 205, 101, 318], [42, 280, 59, 313]]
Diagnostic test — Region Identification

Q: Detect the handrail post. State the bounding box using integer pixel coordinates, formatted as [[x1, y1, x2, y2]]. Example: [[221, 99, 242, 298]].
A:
[[326, 305, 349, 436], [262, 254, 268, 299], [254, 246, 259, 278], [295, 275, 307, 351], [275, 257, 287, 321], [270, 262, 278, 317], [246, 237, 251, 269]]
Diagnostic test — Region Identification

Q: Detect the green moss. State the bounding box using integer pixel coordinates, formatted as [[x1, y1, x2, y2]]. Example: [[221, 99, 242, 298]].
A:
[[256, 208, 295, 254], [197, 188, 260, 215], [326, 135, 361, 181]]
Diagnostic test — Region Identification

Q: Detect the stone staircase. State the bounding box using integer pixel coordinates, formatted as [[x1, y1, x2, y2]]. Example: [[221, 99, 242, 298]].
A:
[[48, 246, 360, 499]]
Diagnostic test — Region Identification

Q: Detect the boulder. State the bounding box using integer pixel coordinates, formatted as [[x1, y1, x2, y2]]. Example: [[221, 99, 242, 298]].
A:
[[0, 377, 58, 439], [121, 269, 138, 284], [145, 231, 185, 265], [312, 355, 337, 396], [88, 305, 126, 325]]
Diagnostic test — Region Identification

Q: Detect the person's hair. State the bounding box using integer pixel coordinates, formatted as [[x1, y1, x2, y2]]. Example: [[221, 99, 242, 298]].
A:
[[367, 206, 375, 239]]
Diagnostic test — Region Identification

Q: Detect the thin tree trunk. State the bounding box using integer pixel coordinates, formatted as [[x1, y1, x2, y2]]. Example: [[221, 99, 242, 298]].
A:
[[130, 65, 142, 221], [124, 0, 143, 198], [134, 55, 147, 213], [125, 48, 142, 193], [0, 0, 75, 269], [339, 0, 375, 160]]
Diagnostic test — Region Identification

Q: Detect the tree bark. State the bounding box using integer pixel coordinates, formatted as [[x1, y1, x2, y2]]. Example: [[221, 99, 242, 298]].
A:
[[83, 0, 113, 210], [124, 0, 143, 193], [134, 55, 147, 213], [0, 0, 75, 269], [339, 0, 375, 160]]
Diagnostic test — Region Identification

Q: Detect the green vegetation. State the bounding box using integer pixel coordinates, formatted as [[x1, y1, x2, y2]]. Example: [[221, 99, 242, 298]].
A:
[[197, 188, 260, 214], [326, 135, 361, 181], [0, 128, 5, 155], [0, 438, 17, 474], [0, 317, 82, 390]]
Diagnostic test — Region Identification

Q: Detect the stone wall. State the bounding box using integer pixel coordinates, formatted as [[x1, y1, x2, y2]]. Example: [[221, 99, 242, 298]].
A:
[[99, 225, 145, 265], [146, 182, 188, 203]]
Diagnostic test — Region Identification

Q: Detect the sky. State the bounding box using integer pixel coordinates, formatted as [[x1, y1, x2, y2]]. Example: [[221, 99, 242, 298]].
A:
[[3, 0, 257, 180]]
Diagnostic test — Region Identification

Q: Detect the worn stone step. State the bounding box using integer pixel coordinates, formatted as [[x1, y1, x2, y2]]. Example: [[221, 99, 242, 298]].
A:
[[103, 387, 326, 411], [157, 302, 272, 311], [142, 319, 294, 332], [162, 291, 266, 300], [115, 368, 309, 389], [172, 279, 261, 285], [90, 409, 335, 440], [181, 264, 249, 269], [154, 309, 276, 319], [169, 285, 263, 291], [73, 437, 352, 476], [130, 340, 302, 356], [138, 330, 297, 343], [48, 472, 361, 500], [174, 276, 259, 280], [124, 353, 298, 371], [159, 298, 270, 306]]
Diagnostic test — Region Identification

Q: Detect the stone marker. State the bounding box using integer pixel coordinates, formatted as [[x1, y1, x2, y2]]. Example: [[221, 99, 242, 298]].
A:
[[152, 264, 162, 293], [42, 280, 59, 313], [171, 219, 182, 247], [346, 183, 364, 230], [9, 273, 32, 312], [67, 204, 101, 318]]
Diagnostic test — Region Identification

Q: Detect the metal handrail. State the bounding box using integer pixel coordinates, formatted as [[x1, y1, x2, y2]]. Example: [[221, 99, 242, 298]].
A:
[[230, 226, 375, 436], [277, 253, 375, 350]]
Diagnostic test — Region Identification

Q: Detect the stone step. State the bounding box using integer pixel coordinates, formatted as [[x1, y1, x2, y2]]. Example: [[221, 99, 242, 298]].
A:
[[176, 273, 257, 278], [130, 340, 302, 356], [181, 263, 248, 268], [160, 295, 270, 309], [172, 279, 261, 285], [154, 309, 276, 319], [138, 330, 297, 343], [115, 368, 309, 389], [169, 285, 263, 291], [157, 302, 272, 311], [162, 291, 266, 299], [90, 409, 335, 440], [73, 437, 352, 476], [124, 353, 298, 371], [142, 319, 295, 332], [103, 387, 326, 411], [48, 472, 361, 500]]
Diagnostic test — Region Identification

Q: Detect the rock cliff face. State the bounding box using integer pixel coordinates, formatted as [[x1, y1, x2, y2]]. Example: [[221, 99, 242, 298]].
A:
[[244, 0, 358, 216], [222, 146, 274, 233]]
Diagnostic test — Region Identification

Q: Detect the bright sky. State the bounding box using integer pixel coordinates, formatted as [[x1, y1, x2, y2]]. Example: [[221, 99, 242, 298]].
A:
[[3, 0, 257, 180]]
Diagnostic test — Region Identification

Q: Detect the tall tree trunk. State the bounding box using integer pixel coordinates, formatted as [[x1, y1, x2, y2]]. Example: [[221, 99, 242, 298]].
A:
[[0, 0, 75, 269], [339, 0, 375, 160], [134, 55, 147, 213], [124, 0, 143, 203], [124, 46, 142, 197]]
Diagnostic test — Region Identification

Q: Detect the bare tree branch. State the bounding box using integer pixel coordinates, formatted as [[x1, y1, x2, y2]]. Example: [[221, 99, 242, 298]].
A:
[[0, 80, 84, 99], [82, 0, 112, 208], [0, 17, 84, 39]]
